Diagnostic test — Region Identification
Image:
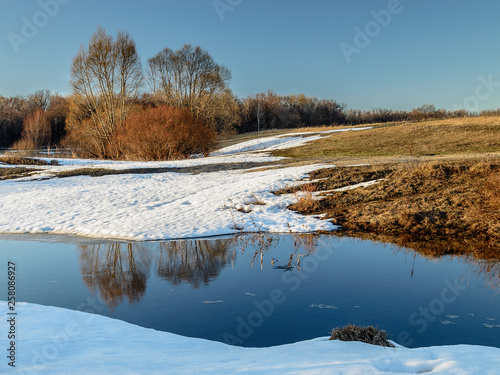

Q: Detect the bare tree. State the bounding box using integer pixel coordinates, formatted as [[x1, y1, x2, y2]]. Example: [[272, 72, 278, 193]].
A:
[[0, 96, 30, 147], [148, 44, 231, 110], [68, 27, 143, 157], [27, 90, 52, 112], [13, 109, 51, 153], [147, 44, 237, 132]]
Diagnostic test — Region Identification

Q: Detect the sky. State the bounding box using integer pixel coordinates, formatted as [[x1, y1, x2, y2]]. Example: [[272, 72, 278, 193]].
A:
[[1, 0, 500, 111]]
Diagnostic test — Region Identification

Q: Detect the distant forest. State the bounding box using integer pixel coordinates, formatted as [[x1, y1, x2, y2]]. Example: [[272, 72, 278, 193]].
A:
[[1, 28, 499, 160]]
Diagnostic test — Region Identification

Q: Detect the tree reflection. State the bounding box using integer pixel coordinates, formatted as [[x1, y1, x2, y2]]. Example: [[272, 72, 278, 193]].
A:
[[79, 243, 152, 310], [156, 239, 232, 288], [347, 236, 500, 291], [78, 239, 233, 309], [463, 257, 500, 292]]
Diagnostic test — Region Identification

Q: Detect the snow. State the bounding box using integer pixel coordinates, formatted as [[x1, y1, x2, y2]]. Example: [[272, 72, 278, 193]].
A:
[[320, 179, 385, 195], [213, 127, 372, 156], [0, 163, 337, 240], [0, 129, 352, 240], [2, 302, 499, 374]]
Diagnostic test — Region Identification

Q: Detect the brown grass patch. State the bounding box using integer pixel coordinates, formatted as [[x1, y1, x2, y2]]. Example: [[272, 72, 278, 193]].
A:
[[466, 170, 500, 239], [329, 324, 394, 348], [273, 116, 500, 158], [287, 158, 500, 258], [293, 184, 321, 213], [0, 155, 59, 166], [246, 194, 266, 206], [0, 167, 37, 180]]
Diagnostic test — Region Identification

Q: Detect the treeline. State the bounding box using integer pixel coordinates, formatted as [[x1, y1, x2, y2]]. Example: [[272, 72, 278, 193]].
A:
[[3, 90, 492, 152], [344, 104, 469, 125], [0, 90, 68, 149], [239, 92, 345, 133], [1, 27, 500, 159]]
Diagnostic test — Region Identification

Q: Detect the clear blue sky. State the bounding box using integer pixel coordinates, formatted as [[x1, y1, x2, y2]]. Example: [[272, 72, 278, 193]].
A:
[[1, 0, 500, 111]]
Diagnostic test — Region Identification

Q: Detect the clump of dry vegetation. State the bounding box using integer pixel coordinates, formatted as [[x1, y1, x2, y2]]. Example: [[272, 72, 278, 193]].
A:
[[283, 158, 500, 257], [246, 194, 266, 206], [113, 106, 217, 160], [293, 184, 321, 212], [0, 167, 36, 180], [329, 324, 394, 348], [0, 155, 59, 166]]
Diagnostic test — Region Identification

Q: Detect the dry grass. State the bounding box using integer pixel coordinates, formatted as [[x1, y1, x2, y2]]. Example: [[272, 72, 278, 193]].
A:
[[329, 324, 394, 348], [466, 171, 500, 239], [55, 168, 116, 178], [293, 184, 321, 212], [0, 167, 36, 180], [286, 158, 500, 258], [0, 155, 59, 166], [273, 116, 500, 158], [246, 194, 266, 206]]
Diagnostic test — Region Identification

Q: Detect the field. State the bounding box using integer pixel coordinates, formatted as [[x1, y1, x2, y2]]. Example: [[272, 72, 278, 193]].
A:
[[257, 116, 500, 258], [272, 116, 500, 159]]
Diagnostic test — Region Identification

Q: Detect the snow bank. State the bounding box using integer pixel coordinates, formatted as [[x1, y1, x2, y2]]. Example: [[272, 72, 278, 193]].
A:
[[0, 129, 354, 240], [2, 302, 499, 374], [213, 135, 324, 155], [213, 127, 372, 156], [0, 162, 336, 240]]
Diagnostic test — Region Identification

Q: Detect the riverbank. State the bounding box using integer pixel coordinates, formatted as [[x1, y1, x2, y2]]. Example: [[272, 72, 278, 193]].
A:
[[282, 158, 500, 258]]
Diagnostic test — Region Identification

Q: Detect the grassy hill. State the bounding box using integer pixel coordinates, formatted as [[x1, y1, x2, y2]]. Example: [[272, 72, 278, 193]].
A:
[[271, 116, 500, 159]]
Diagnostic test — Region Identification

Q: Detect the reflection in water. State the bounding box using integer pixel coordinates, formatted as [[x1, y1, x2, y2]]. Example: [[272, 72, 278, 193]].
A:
[[78, 239, 232, 309], [466, 257, 500, 292], [79, 243, 152, 309], [349, 236, 500, 291], [228, 232, 320, 270], [78, 234, 500, 311], [156, 239, 232, 288]]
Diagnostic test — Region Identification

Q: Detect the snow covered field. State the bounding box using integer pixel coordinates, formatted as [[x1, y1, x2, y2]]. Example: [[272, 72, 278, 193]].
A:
[[0, 130, 346, 240], [3, 302, 499, 374]]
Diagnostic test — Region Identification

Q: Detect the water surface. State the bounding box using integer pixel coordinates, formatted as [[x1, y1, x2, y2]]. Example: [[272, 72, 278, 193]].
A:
[[1, 234, 499, 348]]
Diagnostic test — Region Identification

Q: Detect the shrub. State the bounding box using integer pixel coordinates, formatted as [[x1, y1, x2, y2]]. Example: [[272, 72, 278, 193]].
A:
[[291, 184, 320, 213], [114, 106, 217, 161], [13, 109, 51, 154], [62, 96, 119, 158], [329, 324, 394, 348]]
